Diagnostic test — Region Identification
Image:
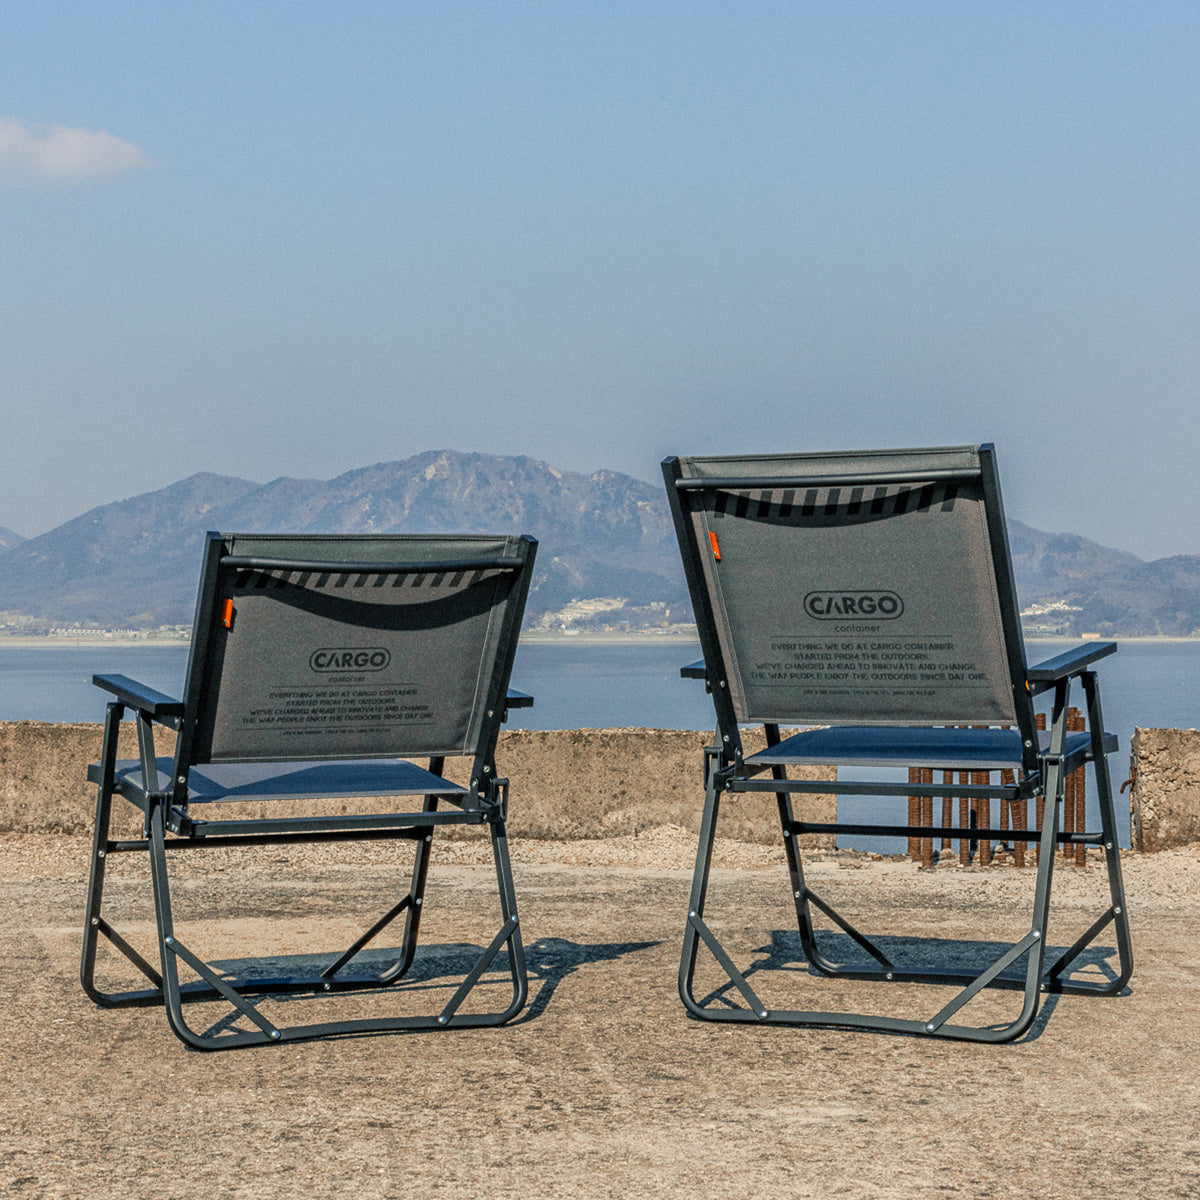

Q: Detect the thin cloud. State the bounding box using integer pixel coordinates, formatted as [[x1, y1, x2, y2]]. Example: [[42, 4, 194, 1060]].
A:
[[0, 116, 148, 186]]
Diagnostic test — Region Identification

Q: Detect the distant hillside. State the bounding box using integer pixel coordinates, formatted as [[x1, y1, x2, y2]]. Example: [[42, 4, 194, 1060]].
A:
[[1, 455, 1198, 636], [1056, 555, 1200, 638], [0, 527, 25, 553], [1007, 520, 1143, 600], [1007, 520, 1200, 637], [0, 452, 690, 632]]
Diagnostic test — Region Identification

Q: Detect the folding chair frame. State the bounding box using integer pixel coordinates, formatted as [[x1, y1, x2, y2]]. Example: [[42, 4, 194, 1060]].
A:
[[80, 532, 535, 1050], [664, 447, 1133, 1042]]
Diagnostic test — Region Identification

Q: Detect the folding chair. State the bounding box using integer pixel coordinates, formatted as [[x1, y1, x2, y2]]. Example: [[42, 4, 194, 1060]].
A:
[[81, 531, 536, 1049], [663, 444, 1132, 1042]]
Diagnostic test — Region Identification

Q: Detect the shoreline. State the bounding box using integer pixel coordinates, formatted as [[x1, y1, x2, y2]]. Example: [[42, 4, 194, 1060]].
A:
[[0, 631, 703, 649], [3, 631, 1200, 649]]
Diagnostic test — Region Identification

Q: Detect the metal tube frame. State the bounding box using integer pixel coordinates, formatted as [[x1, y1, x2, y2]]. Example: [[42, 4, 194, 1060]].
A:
[[81, 706, 527, 1048], [81, 531, 536, 1049], [677, 670, 1133, 1041], [664, 448, 1132, 1042]]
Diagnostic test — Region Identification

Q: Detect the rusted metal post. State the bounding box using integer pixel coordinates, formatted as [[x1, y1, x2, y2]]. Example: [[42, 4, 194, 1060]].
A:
[[958, 773, 971, 866], [1062, 707, 1078, 859], [920, 768, 934, 868], [1013, 789, 1027, 867], [1001, 768, 1018, 865], [972, 769, 992, 865], [941, 773, 953, 855], [908, 767, 921, 861], [1068, 707, 1087, 866], [968, 725, 992, 867]]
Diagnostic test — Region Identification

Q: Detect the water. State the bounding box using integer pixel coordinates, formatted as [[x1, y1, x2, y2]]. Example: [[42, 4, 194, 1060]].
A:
[[4, 636, 1196, 740], [5, 637, 1196, 849], [0, 639, 715, 729], [0, 644, 194, 724]]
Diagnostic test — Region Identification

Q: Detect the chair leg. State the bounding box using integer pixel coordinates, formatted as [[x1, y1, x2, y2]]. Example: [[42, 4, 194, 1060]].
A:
[[765, 722, 894, 976], [774, 784, 899, 976], [1041, 672, 1134, 995], [375, 789, 440, 985], [80, 773, 117, 1003], [81, 703, 118, 1001], [763, 724, 830, 972], [679, 768, 771, 1020], [81, 704, 167, 1007], [678, 757, 721, 1014], [778, 789, 822, 966], [464, 809, 528, 1023]]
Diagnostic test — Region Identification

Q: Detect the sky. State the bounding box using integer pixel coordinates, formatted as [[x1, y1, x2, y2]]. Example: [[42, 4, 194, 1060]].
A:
[[2, 2, 1198, 558]]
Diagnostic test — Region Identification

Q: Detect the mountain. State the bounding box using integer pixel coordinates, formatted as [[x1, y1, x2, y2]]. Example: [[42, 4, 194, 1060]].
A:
[[1006, 520, 1143, 600], [2, 453, 1199, 636], [0, 528, 25, 553], [0, 452, 689, 632], [1053, 555, 1200, 638], [1007, 520, 1200, 637]]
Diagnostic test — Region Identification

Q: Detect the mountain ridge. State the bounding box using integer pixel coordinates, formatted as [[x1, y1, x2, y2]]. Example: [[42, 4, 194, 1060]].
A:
[[0, 452, 685, 632], [1, 451, 1197, 637]]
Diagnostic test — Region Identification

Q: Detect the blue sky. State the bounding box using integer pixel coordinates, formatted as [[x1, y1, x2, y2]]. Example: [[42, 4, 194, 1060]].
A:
[[2, 3, 1198, 557]]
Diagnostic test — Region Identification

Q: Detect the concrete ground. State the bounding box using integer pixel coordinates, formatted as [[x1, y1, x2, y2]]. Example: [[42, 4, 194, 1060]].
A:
[[2, 830, 1198, 1200]]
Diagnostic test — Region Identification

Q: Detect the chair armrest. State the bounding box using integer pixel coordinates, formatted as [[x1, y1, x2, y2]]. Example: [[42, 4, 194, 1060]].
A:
[[93, 673, 185, 719], [505, 688, 534, 710], [681, 659, 707, 681], [1026, 642, 1117, 692]]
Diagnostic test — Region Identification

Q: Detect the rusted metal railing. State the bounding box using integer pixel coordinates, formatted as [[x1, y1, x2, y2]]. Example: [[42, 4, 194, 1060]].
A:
[[905, 709, 1088, 868]]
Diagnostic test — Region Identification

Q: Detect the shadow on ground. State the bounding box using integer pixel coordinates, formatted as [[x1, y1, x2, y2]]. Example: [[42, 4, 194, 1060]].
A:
[[168, 935, 663, 1038]]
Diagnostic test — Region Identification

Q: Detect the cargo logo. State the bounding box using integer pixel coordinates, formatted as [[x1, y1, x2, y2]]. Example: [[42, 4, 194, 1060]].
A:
[[803, 591, 904, 620], [309, 647, 391, 672]]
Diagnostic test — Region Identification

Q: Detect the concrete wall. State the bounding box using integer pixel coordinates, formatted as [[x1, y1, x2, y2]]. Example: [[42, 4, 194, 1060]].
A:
[[1130, 728, 1200, 851], [0, 722, 836, 847], [16, 719, 1200, 851]]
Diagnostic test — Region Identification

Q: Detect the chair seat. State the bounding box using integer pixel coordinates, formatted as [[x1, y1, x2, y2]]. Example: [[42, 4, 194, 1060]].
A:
[[88, 757, 468, 804], [745, 725, 1113, 772]]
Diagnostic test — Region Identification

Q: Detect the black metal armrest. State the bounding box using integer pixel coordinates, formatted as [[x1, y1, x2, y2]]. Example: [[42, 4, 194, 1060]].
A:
[[504, 688, 534, 710], [1026, 642, 1117, 693], [93, 673, 185, 720], [681, 659, 707, 681]]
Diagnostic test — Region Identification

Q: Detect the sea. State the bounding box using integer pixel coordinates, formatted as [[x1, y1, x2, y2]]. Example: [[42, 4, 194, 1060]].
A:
[[4, 637, 1195, 849]]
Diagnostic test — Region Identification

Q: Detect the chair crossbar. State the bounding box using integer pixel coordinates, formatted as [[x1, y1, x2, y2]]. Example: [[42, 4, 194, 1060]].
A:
[[926, 933, 1041, 1032], [103, 825, 442, 854], [791, 821, 1107, 845], [172, 811, 486, 839], [802, 887, 892, 968], [95, 917, 163, 988], [673, 468, 981, 491], [220, 553, 527, 574], [687, 913, 768, 1018], [321, 894, 416, 980], [730, 777, 1029, 800]]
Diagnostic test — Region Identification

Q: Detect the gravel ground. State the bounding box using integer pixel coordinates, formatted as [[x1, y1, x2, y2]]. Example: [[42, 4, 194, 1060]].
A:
[[2, 831, 1198, 1199]]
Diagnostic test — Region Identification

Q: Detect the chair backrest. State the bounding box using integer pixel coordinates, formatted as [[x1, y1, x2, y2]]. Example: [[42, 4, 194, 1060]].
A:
[[663, 444, 1036, 745], [172, 532, 536, 786]]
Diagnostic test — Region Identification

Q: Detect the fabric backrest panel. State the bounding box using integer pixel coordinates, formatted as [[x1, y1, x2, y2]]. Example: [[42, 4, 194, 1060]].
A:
[[678, 448, 1018, 726], [188, 534, 523, 763]]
